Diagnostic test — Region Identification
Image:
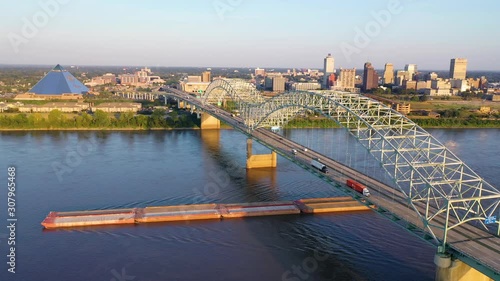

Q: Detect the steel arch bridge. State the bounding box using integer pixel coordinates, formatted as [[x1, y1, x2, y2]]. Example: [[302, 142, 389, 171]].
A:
[[201, 78, 265, 106], [201, 79, 500, 249]]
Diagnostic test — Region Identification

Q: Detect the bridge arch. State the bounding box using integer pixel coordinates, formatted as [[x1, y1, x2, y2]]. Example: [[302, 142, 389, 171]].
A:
[[202, 79, 264, 108], [246, 90, 500, 244]]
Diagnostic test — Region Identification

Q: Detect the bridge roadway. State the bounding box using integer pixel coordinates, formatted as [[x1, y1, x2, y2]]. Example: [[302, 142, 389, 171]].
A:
[[165, 89, 500, 278]]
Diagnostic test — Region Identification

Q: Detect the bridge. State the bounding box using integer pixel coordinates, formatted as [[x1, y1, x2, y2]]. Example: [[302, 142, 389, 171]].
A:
[[144, 78, 498, 280]]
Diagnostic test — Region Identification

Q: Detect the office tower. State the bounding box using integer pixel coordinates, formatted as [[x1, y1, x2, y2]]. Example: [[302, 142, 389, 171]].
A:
[[450, 58, 468, 80], [396, 70, 409, 86], [383, 63, 394, 84], [202, 71, 211, 83], [272, 77, 286, 92], [324, 53, 335, 74], [363, 62, 379, 91], [339, 68, 356, 89], [323, 53, 335, 88], [425, 72, 438, 81], [404, 64, 418, 81]]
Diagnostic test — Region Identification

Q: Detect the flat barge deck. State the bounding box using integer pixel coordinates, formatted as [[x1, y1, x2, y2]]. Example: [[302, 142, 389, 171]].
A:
[[41, 197, 371, 229]]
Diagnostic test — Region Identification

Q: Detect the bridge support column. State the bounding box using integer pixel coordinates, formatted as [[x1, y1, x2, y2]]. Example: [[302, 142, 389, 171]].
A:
[[177, 100, 190, 109], [434, 253, 493, 281], [201, 113, 220, 130], [246, 138, 277, 169]]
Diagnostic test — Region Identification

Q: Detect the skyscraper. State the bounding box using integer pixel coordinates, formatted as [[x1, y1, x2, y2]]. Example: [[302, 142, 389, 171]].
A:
[[383, 63, 394, 84], [323, 53, 335, 88], [363, 62, 379, 92], [395, 70, 409, 86], [202, 71, 211, 83], [339, 68, 356, 89], [450, 58, 468, 80], [324, 53, 335, 74], [404, 64, 418, 81], [272, 77, 286, 92]]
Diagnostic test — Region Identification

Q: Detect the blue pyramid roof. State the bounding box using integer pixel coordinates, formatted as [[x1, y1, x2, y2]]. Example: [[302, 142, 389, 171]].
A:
[[28, 64, 89, 95]]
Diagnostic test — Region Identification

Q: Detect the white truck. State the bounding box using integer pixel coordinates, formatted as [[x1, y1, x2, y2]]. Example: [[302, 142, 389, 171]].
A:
[[311, 158, 327, 173]]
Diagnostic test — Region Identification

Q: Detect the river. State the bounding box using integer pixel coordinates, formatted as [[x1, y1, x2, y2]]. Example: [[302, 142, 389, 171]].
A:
[[0, 128, 498, 281]]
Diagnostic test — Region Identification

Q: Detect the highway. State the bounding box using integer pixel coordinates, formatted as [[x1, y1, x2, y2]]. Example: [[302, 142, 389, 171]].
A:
[[164, 88, 500, 278]]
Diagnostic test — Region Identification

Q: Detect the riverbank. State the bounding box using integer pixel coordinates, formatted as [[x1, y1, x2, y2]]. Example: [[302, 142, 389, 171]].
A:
[[0, 127, 201, 131], [2, 121, 499, 131], [1, 115, 498, 130], [284, 117, 500, 129], [0, 110, 200, 131]]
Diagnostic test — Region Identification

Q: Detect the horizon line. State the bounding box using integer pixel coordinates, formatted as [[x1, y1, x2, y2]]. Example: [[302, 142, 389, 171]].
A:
[[1, 63, 500, 73]]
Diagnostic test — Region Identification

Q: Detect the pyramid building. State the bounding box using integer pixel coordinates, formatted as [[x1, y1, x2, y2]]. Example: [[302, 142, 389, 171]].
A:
[[28, 64, 89, 95]]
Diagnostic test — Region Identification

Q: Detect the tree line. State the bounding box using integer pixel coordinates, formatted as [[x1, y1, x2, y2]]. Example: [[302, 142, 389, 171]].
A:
[[414, 117, 500, 128], [0, 109, 199, 129]]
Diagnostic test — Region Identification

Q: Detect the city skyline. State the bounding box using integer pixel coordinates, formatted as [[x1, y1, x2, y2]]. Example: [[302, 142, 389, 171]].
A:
[[1, 0, 499, 70]]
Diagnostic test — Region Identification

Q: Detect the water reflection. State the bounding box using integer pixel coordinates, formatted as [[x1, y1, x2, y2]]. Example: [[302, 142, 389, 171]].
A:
[[1, 129, 497, 281]]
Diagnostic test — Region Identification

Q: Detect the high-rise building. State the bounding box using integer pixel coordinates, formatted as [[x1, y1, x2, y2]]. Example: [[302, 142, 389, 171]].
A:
[[328, 74, 337, 87], [479, 76, 488, 90], [339, 68, 356, 89], [202, 71, 211, 83], [426, 72, 438, 81], [272, 77, 286, 92], [404, 64, 418, 81], [450, 58, 467, 80], [382, 63, 394, 84], [395, 70, 409, 86], [324, 53, 335, 74], [363, 62, 379, 92], [323, 53, 335, 88]]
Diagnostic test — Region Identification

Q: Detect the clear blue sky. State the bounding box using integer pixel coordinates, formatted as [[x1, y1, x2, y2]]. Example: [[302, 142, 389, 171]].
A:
[[1, 0, 499, 70]]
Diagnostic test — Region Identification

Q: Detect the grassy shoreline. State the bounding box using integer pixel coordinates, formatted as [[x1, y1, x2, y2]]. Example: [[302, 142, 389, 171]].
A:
[[2, 123, 499, 131], [0, 128, 202, 131], [1, 115, 498, 131]]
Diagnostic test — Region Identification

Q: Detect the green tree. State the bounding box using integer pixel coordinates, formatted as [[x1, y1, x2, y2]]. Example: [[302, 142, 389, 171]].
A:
[[93, 110, 111, 127], [48, 110, 65, 128], [119, 112, 135, 127], [13, 113, 28, 128], [135, 115, 149, 129]]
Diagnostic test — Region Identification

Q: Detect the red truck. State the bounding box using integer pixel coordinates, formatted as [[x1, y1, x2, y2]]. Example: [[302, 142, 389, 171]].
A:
[[346, 179, 371, 197]]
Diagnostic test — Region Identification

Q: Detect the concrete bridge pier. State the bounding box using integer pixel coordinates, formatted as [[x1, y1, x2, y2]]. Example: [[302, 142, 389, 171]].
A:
[[434, 253, 493, 281], [177, 100, 191, 109], [200, 113, 220, 130], [246, 138, 277, 169], [177, 100, 184, 109]]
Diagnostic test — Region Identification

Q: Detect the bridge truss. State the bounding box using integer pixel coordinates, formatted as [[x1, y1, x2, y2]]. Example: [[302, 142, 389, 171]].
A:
[[202, 79, 265, 106], [201, 79, 500, 250]]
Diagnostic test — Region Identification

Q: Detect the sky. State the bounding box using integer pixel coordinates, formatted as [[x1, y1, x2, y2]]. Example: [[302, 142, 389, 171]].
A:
[[0, 0, 499, 70]]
